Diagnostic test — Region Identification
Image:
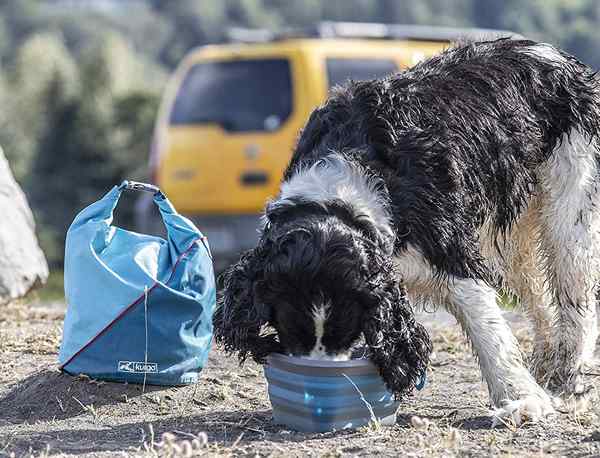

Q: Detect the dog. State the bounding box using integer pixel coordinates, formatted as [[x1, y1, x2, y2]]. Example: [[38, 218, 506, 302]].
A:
[[214, 38, 600, 424]]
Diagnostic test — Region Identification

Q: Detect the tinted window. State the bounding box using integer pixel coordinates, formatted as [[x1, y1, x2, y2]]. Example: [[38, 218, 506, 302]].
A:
[[170, 59, 292, 132], [326, 58, 398, 88]]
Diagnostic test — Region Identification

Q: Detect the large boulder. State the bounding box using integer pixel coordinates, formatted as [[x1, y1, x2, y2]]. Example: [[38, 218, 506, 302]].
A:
[[0, 147, 48, 304]]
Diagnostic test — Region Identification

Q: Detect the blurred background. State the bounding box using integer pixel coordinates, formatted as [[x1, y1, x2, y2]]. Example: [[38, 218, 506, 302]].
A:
[[4, 0, 600, 299]]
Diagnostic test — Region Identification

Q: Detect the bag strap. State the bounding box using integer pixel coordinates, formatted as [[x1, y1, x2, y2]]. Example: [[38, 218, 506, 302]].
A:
[[71, 180, 207, 257], [117, 181, 207, 256], [118, 180, 175, 214], [119, 180, 164, 199]]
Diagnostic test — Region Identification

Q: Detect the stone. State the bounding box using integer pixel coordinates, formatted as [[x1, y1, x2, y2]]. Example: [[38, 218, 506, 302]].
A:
[[0, 147, 48, 304]]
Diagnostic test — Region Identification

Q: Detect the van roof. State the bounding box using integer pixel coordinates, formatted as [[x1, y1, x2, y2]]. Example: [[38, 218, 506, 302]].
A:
[[225, 22, 523, 44]]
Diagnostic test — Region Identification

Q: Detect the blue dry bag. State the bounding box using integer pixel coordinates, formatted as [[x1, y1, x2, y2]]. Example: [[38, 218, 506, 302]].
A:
[[58, 181, 216, 385]]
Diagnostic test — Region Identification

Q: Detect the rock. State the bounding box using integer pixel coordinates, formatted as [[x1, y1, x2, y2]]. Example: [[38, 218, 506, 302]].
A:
[[0, 147, 48, 304]]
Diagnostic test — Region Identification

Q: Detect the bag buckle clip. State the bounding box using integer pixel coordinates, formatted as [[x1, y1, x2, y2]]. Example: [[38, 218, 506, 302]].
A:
[[120, 180, 161, 195]]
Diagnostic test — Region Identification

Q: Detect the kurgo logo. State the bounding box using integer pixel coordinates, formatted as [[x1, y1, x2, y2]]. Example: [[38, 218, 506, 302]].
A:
[[118, 361, 158, 373]]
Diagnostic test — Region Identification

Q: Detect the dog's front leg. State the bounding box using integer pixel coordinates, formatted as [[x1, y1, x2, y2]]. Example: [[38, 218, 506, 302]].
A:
[[443, 277, 554, 425]]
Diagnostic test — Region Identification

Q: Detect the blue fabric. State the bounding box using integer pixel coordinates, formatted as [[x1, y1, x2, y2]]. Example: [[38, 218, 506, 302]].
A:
[[59, 182, 215, 385]]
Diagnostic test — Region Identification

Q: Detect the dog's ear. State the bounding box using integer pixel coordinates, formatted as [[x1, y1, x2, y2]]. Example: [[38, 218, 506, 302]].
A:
[[361, 256, 432, 397], [213, 243, 281, 364]]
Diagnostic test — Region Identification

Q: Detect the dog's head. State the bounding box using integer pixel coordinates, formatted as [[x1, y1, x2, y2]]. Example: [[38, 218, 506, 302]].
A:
[[213, 202, 431, 396]]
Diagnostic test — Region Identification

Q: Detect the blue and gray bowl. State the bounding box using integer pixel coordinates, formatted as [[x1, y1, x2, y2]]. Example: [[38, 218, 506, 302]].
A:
[[264, 353, 402, 432]]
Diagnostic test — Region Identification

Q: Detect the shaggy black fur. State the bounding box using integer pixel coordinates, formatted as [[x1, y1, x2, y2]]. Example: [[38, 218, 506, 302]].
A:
[[214, 38, 600, 397], [287, 38, 600, 282]]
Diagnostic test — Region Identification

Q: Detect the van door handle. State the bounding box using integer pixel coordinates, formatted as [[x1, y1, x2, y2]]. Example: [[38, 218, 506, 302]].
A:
[[240, 171, 269, 186]]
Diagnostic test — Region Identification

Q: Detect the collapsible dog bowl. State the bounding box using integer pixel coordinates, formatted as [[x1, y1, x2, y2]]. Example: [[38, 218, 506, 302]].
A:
[[264, 353, 401, 432]]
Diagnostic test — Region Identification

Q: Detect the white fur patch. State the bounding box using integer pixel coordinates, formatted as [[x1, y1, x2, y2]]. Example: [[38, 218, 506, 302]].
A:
[[493, 396, 555, 427], [305, 353, 351, 361], [271, 155, 394, 245], [305, 303, 351, 361], [538, 128, 600, 383], [540, 129, 600, 289], [520, 43, 566, 64], [309, 304, 329, 359]]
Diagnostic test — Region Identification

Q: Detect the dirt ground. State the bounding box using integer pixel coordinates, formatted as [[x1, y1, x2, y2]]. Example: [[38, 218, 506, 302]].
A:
[[1, 301, 600, 457]]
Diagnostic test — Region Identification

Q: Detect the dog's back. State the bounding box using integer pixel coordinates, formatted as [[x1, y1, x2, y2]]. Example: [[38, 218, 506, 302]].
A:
[[291, 38, 600, 173], [286, 38, 600, 280]]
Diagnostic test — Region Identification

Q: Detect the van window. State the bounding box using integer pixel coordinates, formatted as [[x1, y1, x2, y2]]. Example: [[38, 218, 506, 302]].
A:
[[326, 58, 398, 88], [170, 59, 292, 132]]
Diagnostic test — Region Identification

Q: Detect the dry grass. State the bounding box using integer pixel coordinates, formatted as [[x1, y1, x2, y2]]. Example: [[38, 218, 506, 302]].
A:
[[1, 302, 600, 457]]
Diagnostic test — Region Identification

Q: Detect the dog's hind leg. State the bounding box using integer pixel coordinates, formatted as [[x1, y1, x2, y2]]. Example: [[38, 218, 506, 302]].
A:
[[498, 199, 555, 382], [537, 128, 600, 409]]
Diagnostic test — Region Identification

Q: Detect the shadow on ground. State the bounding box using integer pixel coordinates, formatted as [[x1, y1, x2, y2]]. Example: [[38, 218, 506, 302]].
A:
[[4, 401, 500, 455], [0, 369, 166, 422], [4, 408, 300, 454]]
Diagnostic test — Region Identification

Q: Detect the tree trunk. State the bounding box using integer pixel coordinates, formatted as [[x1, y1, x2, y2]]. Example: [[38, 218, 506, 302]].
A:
[[0, 146, 48, 304]]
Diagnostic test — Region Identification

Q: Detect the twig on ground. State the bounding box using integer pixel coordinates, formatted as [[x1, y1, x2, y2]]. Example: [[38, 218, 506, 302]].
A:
[[214, 420, 266, 434], [173, 430, 199, 439], [71, 396, 98, 421], [55, 396, 64, 412], [230, 432, 245, 449], [343, 373, 381, 431]]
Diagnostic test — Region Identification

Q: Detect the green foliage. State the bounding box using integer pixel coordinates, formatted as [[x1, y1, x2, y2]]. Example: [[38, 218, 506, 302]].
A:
[[0, 32, 77, 181], [22, 31, 160, 266]]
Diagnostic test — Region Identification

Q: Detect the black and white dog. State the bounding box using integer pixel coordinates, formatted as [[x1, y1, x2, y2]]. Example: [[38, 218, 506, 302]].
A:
[[214, 38, 600, 424]]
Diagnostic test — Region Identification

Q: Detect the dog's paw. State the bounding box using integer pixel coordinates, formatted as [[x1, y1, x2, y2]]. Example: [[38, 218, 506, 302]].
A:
[[492, 395, 555, 427]]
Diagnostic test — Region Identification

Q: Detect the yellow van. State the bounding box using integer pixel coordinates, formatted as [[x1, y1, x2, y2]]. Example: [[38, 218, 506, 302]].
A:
[[144, 23, 518, 269]]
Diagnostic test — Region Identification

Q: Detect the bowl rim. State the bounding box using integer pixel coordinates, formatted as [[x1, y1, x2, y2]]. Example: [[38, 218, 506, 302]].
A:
[[267, 352, 375, 369]]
